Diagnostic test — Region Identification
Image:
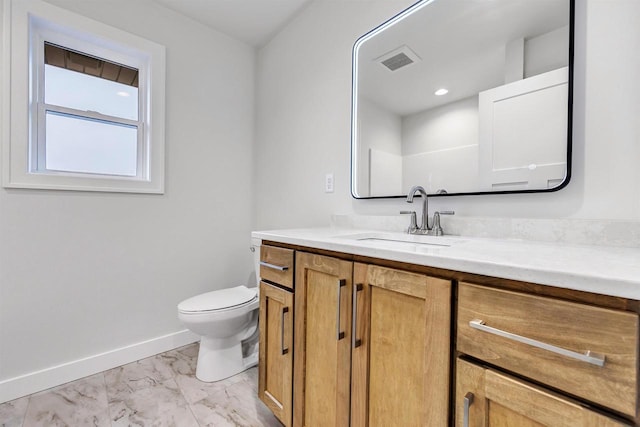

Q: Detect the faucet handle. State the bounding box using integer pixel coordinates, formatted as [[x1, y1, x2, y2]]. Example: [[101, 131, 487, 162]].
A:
[[430, 211, 454, 236], [400, 210, 418, 234]]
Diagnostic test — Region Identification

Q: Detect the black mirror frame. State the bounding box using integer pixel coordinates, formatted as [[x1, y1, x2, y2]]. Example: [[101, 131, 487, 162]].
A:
[[350, 0, 575, 200]]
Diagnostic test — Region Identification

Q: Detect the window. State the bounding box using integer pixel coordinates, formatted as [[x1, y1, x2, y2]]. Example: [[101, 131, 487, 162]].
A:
[[2, 0, 166, 193], [41, 44, 141, 177]]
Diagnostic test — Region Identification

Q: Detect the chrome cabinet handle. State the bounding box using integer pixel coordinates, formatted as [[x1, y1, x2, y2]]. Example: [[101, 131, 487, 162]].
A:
[[352, 283, 363, 348], [336, 279, 346, 340], [281, 307, 289, 355], [469, 319, 606, 367], [463, 392, 474, 427], [260, 261, 289, 271]]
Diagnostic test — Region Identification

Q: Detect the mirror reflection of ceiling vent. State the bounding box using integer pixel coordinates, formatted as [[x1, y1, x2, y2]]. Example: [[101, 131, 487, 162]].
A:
[[376, 45, 421, 71]]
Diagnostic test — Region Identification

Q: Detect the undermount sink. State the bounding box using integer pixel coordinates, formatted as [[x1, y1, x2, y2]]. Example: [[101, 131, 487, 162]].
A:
[[336, 232, 462, 248]]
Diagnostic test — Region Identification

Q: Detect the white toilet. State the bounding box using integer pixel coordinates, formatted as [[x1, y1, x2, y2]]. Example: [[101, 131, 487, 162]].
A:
[[177, 239, 261, 382]]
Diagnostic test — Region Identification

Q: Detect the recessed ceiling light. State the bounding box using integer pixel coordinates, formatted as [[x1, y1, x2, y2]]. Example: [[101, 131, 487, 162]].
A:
[[434, 88, 448, 96], [117, 91, 130, 97]]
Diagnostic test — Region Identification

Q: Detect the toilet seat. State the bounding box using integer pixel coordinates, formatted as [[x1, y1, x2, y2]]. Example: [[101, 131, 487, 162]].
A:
[[178, 286, 258, 314]]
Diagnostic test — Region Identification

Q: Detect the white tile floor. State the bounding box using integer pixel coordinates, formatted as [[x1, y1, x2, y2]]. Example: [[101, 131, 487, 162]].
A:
[[0, 343, 282, 427]]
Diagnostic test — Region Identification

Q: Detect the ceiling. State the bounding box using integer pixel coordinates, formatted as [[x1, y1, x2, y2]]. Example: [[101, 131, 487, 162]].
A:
[[151, 0, 312, 47], [357, 0, 570, 116]]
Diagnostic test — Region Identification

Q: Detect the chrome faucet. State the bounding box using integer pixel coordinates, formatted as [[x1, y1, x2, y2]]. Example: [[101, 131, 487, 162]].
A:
[[401, 185, 455, 235], [405, 185, 429, 234]]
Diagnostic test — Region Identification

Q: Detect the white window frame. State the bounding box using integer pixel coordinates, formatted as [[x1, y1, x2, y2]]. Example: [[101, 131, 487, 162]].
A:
[[2, 0, 166, 193]]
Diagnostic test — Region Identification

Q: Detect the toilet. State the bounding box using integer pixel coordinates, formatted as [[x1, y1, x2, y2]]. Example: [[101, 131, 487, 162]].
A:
[[177, 239, 261, 382]]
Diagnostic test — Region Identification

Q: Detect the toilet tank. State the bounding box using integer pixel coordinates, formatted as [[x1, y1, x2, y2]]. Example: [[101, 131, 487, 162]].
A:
[[251, 237, 261, 287]]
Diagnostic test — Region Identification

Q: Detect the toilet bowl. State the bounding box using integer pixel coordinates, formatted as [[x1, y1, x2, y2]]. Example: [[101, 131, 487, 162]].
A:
[[177, 239, 261, 382]]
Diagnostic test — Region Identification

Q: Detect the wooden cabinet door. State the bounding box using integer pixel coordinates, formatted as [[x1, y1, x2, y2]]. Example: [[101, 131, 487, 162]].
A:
[[294, 252, 353, 427], [258, 281, 294, 427], [455, 358, 630, 427], [351, 263, 452, 427]]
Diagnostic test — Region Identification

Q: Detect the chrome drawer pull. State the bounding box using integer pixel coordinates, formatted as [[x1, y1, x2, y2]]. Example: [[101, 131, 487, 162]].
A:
[[469, 319, 606, 367], [260, 261, 289, 271], [463, 392, 474, 427]]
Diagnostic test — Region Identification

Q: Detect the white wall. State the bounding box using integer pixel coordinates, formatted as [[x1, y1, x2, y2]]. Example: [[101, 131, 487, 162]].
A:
[[401, 96, 479, 194], [525, 26, 570, 78], [254, 1, 414, 227], [356, 98, 402, 197], [255, 0, 640, 226], [402, 96, 478, 156], [0, 0, 255, 399], [359, 95, 480, 196]]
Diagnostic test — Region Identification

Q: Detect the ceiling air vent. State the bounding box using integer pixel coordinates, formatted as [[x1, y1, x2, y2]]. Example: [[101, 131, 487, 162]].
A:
[[376, 45, 421, 71]]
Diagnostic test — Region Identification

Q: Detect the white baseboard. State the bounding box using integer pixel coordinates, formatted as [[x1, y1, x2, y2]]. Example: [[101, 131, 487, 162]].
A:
[[0, 329, 199, 404]]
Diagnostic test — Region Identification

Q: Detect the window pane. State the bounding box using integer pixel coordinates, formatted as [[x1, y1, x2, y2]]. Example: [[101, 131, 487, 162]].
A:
[[45, 111, 138, 177], [45, 64, 139, 121]]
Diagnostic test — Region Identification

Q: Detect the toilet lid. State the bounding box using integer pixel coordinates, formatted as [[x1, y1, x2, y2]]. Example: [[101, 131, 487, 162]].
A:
[[178, 286, 257, 313]]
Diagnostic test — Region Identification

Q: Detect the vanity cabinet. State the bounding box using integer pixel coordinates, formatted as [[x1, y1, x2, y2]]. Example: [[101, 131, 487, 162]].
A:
[[293, 252, 353, 426], [293, 252, 452, 427], [350, 263, 451, 426], [259, 282, 293, 426], [258, 246, 295, 427], [258, 238, 640, 426], [456, 282, 639, 426], [455, 358, 628, 427]]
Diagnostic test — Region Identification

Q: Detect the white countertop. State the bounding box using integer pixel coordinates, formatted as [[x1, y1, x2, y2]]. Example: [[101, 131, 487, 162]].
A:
[[252, 227, 640, 300]]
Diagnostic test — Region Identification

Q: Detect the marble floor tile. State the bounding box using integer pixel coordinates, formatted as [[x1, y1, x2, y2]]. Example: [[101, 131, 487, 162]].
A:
[[22, 373, 110, 427], [2, 344, 280, 427], [104, 353, 176, 398], [177, 366, 280, 426], [0, 396, 29, 427], [175, 368, 247, 406], [189, 379, 281, 427], [157, 343, 199, 377], [238, 368, 259, 393], [224, 378, 281, 427], [108, 378, 198, 427]]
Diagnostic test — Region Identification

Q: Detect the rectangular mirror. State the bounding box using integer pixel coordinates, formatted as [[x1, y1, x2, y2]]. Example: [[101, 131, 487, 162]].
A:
[[351, 0, 574, 198]]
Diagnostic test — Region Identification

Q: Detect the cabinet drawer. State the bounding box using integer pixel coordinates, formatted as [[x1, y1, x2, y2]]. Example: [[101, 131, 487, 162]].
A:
[[456, 358, 631, 427], [457, 282, 639, 417], [260, 245, 294, 290]]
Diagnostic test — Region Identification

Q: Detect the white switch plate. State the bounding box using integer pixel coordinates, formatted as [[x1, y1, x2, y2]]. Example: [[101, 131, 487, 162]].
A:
[[325, 173, 334, 193]]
